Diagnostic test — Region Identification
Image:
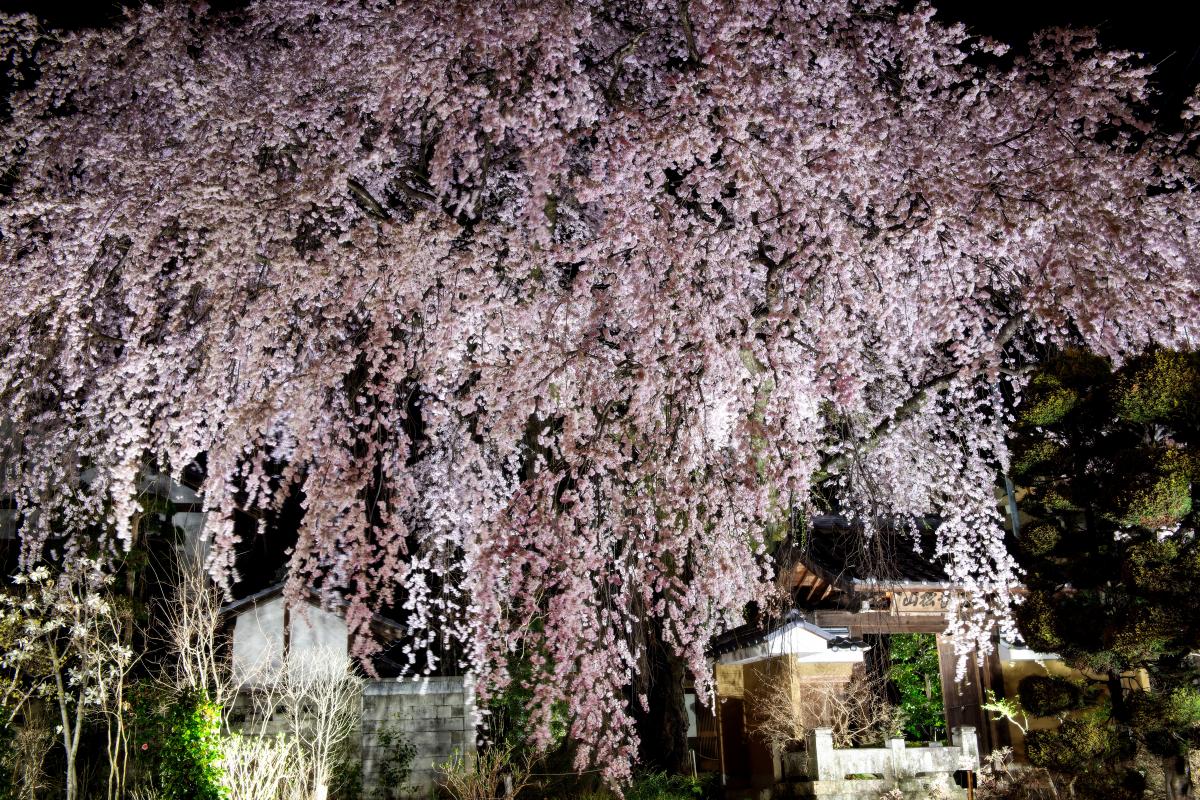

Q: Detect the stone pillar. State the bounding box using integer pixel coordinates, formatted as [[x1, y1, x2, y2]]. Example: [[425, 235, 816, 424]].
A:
[[807, 727, 836, 780], [887, 738, 906, 778], [952, 726, 979, 769]]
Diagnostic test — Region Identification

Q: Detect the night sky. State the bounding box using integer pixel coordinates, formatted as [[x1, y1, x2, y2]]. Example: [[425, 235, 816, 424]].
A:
[[937, 0, 1200, 117]]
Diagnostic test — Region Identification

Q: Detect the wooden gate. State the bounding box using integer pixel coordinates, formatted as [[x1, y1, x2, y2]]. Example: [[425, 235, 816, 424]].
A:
[[936, 635, 1011, 754]]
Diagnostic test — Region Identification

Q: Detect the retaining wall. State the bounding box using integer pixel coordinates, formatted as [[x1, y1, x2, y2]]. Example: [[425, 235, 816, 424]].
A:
[[361, 675, 477, 797]]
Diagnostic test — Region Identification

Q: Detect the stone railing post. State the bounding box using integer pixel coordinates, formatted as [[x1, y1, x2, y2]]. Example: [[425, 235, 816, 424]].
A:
[[807, 727, 836, 780], [951, 726, 979, 770], [887, 737, 906, 778]]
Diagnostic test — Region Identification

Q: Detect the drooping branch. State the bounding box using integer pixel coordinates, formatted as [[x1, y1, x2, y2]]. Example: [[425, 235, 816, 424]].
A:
[[678, 0, 702, 67]]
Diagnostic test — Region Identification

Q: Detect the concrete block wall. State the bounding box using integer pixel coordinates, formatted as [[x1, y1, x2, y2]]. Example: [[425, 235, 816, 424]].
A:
[[361, 675, 477, 798]]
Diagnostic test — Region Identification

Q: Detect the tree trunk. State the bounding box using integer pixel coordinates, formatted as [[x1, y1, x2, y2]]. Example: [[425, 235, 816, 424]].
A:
[[634, 620, 691, 775], [1107, 671, 1127, 723], [65, 752, 78, 800]]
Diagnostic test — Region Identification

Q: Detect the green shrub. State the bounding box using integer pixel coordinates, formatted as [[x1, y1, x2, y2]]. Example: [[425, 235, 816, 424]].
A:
[[1020, 524, 1061, 557], [1076, 648, 1123, 676], [1026, 715, 1117, 772], [1109, 605, 1181, 663], [1074, 767, 1146, 800], [334, 754, 363, 800], [624, 772, 711, 800], [1125, 538, 1181, 592], [1019, 375, 1079, 427], [1039, 486, 1080, 512], [1014, 593, 1064, 655], [1166, 686, 1200, 729], [1127, 684, 1200, 757], [1011, 440, 1062, 477], [159, 691, 225, 800], [887, 634, 945, 743], [1017, 675, 1083, 717], [1050, 350, 1113, 387], [1116, 470, 1192, 528], [127, 679, 172, 783], [1115, 350, 1199, 423], [371, 718, 417, 800]]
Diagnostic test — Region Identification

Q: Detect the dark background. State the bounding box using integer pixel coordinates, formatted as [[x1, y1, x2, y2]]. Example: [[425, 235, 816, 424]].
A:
[[2, 0, 1197, 117], [3, 2, 1197, 86]]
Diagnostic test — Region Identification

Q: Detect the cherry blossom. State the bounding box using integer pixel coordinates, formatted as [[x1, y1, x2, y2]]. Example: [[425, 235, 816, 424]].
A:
[[1, 0, 1197, 782]]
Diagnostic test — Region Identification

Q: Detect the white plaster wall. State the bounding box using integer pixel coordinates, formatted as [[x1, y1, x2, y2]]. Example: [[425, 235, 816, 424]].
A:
[[231, 595, 349, 684], [171, 511, 208, 561], [288, 602, 349, 677], [717, 622, 868, 666], [232, 595, 287, 684], [0, 509, 16, 540]]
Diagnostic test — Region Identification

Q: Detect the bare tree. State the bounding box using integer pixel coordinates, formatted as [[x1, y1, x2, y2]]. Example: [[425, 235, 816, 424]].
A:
[[158, 550, 231, 707], [234, 645, 364, 800], [751, 661, 899, 755]]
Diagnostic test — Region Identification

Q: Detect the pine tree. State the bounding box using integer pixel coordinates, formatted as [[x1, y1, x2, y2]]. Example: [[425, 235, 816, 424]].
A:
[[1010, 349, 1200, 796]]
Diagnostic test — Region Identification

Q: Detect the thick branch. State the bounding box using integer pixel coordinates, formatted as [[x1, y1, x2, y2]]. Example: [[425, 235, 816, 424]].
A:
[[678, 0, 702, 66], [346, 178, 389, 221], [819, 313, 1027, 476]]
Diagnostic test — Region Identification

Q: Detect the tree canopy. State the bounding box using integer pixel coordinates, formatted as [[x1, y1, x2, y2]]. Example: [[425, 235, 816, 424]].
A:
[[1013, 349, 1200, 672], [2, 0, 1198, 781], [1011, 350, 1200, 790]]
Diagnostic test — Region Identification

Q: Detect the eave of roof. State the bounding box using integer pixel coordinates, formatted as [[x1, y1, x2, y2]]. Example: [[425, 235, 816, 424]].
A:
[[709, 610, 869, 658], [219, 582, 407, 640]]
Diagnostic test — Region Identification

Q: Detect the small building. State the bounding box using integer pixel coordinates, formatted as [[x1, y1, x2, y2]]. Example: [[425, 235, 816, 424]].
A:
[[698, 609, 980, 799], [702, 611, 873, 791], [694, 515, 1118, 798], [221, 585, 476, 797]]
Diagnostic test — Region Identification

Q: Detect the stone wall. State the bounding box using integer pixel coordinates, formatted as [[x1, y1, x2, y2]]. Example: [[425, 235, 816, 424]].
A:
[[806, 725, 978, 780], [361, 675, 477, 798]]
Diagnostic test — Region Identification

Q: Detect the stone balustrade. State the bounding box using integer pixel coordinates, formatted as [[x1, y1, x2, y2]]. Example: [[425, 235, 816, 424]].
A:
[[804, 726, 978, 781]]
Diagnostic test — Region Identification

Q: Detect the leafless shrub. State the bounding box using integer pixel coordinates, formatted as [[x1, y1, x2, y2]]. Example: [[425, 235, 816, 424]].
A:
[[752, 661, 900, 754], [2, 704, 55, 799], [218, 733, 298, 800], [282, 648, 363, 800], [438, 740, 536, 800], [158, 552, 230, 706], [234, 646, 363, 800], [974, 746, 1061, 800]]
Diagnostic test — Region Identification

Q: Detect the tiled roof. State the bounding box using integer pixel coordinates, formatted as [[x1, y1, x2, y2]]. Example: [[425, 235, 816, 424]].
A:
[[708, 609, 869, 658]]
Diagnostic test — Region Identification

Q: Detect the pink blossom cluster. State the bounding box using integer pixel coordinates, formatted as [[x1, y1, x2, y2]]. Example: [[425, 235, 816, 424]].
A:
[[2, 0, 1197, 782]]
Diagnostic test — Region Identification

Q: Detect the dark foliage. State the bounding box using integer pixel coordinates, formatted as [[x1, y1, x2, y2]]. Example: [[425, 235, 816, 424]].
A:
[[1010, 349, 1200, 789]]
